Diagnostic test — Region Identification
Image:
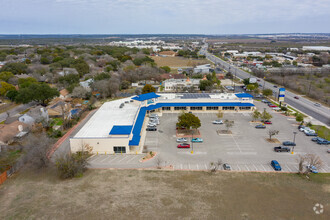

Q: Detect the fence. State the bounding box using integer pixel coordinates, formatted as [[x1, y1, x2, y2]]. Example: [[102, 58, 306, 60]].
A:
[[0, 171, 7, 185]]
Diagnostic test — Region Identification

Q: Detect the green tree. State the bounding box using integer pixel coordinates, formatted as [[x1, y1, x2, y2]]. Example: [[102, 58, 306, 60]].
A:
[[142, 84, 156, 94], [15, 83, 59, 105], [296, 114, 304, 124], [18, 77, 38, 88], [58, 74, 80, 85], [0, 81, 16, 96], [160, 66, 171, 73], [0, 62, 28, 75], [176, 113, 201, 130], [252, 109, 261, 122], [0, 71, 14, 82], [41, 57, 51, 64], [260, 109, 273, 121], [262, 89, 273, 97], [6, 90, 19, 101], [199, 80, 213, 91]]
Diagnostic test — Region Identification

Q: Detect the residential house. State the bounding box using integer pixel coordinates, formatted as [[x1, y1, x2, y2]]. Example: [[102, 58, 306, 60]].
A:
[[79, 78, 94, 90], [0, 121, 30, 145], [47, 100, 71, 118], [58, 68, 79, 76], [59, 89, 69, 99], [18, 114, 35, 125], [193, 64, 212, 74]]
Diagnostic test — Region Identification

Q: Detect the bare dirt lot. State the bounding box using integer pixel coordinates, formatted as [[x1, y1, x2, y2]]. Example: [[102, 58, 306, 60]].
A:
[[0, 169, 329, 219], [151, 56, 210, 68]]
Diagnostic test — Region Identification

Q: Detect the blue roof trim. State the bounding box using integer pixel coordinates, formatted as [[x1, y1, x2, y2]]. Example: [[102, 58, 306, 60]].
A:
[[128, 102, 254, 146], [235, 93, 254, 98], [132, 92, 160, 101], [129, 107, 146, 146], [110, 125, 133, 135]]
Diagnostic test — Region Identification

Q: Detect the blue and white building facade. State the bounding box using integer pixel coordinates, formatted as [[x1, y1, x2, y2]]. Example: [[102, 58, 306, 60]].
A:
[[70, 92, 255, 154]]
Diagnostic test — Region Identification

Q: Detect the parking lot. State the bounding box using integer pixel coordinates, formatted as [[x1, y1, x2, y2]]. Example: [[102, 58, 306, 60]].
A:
[[143, 101, 330, 172]]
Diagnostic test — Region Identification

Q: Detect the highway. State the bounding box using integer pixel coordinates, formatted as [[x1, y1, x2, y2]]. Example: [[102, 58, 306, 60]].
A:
[[200, 43, 330, 126]]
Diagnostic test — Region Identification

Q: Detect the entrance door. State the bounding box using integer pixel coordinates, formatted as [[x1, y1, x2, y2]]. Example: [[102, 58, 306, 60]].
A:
[[114, 146, 126, 153]]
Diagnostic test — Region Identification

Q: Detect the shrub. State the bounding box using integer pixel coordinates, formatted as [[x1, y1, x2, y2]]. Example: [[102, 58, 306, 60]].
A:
[[55, 151, 90, 179]]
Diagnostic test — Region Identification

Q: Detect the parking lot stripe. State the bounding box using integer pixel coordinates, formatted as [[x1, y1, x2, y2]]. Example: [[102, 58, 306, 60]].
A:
[[117, 156, 129, 163], [230, 134, 242, 153], [253, 164, 258, 171], [197, 164, 199, 170], [204, 164, 208, 170], [188, 163, 191, 169], [245, 164, 250, 171], [285, 164, 292, 172], [260, 164, 267, 171], [125, 155, 138, 163], [181, 164, 183, 169], [99, 156, 111, 163], [236, 164, 241, 171]]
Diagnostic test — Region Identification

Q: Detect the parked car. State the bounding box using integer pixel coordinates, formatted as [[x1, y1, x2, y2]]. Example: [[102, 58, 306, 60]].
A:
[[273, 85, 278, 88], [282, 141, 296, 146], [312, 137, 324, 142], [305, 131, 318, 136], [261, 99, 269, 103], [271, 160, 282, 171], [327, 149, 330, 153], [272, 107, 281, 111], [274, 146, 291, 152], [255, 94, 262, 98], [148, 123, 157, 127], [268, 104, 277, 108], [212, 120, 223, 124], [146, 127, 157, 131], [223, 163, 231, 170], [317, 139, 330, 145], [177, 143, 190, 148], [264, 120, 272, 124], [176, 138, 188, 143], [149, 119, 160, 125], [298, 125, 305, 130], [294, 96, 299, 99], [314, 103, 321, 107], [306, 165, 318, 174], [191, 138, 203, 143], [150, 113, 159, 118], [255, 124, 266, 129]]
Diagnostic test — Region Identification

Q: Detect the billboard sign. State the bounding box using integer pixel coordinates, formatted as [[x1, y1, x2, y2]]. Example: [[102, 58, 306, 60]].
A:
[[249, 78, 257, 83], [278, 88, 285, 102]]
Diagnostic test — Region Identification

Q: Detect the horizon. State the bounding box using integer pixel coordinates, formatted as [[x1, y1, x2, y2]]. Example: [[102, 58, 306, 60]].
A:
[[1, 0, 329, 34]]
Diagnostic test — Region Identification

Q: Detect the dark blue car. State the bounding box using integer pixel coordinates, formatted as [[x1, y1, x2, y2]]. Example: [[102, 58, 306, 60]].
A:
[[271, 160, 282, 171], [317, 139, 330, 145]]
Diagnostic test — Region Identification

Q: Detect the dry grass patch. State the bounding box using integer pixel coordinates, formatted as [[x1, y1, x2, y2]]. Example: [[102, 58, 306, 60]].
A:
[[151, 56, 210, 67], [0, 170, 329, 219], [266, 138, 281, 143]]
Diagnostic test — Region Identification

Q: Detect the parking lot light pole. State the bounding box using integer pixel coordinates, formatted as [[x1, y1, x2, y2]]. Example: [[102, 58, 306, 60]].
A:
[[191, 130, 194, 154], [292, 132, 297, 154]]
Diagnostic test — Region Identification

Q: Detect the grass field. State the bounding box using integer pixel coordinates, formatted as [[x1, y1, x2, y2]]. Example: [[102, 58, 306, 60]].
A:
[[151, 56, 210, 68], [311, 125, 330, 140], [0, 169, 329, 219]]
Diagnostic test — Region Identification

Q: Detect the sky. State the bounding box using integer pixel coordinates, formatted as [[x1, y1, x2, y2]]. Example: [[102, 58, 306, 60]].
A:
[[0, 0, 329, 34]]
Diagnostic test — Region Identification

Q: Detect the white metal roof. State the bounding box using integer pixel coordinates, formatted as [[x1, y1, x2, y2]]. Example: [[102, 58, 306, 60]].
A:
[[74, 98, 139, 138]]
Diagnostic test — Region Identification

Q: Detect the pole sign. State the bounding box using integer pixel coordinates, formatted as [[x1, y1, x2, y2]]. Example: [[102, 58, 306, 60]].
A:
[[278, 88, 285, 102]]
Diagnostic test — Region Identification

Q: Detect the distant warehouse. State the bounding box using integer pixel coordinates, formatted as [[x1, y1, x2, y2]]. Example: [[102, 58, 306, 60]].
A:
[[70, 92, 255, 155]]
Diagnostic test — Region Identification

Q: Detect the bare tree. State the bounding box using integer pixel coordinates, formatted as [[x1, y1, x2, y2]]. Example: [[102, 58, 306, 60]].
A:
[[216, 110, 223, 119], [155, 156, 162, 169], [268, 129, 279, 141], [304, 154, 323, 174], [72, 86, 90, 99], [22, 132, 54, 169], [297, 155, 306, 174], [224, 120, 234, 131], [209, 159, 222, 173]]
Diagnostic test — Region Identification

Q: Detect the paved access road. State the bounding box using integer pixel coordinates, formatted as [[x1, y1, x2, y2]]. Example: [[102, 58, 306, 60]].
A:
[[199, 43, 330, 126], [0, 102, 35, 122]]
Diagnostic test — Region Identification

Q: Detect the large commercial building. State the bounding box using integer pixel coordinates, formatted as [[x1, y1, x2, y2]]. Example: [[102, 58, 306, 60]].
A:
[[70, 92, 255, 154]]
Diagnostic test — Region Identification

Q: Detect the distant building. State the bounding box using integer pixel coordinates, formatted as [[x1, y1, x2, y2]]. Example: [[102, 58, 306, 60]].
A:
[[193, 64, 211, 74], [163, 78, 200, 92], [302, 46, 330, 51], [226, 50, 239, 54], [79, 78, 94, 89]]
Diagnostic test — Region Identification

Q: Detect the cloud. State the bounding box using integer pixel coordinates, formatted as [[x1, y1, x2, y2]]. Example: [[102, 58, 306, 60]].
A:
[[0, 0, 329, 34]]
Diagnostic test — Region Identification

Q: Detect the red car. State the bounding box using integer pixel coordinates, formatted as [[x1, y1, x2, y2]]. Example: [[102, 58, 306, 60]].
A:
[[294, 96, 299, 99], [264, 121, 272, 124], [177, 143, 190, 148], [268, 104, 277, 108]]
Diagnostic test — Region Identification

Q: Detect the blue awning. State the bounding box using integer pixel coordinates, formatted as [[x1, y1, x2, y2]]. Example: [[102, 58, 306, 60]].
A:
[[109, 125, 133, 135], [131, 92, 160, 102]]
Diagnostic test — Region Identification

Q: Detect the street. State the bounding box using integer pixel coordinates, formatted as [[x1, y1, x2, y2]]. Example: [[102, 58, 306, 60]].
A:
[[199, 43, 330, 126]]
